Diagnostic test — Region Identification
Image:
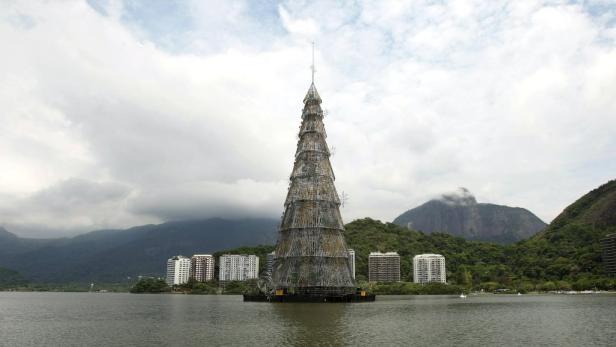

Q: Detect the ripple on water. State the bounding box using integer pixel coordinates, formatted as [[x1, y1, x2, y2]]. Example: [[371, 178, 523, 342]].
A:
[[1, 293, 615, 346]]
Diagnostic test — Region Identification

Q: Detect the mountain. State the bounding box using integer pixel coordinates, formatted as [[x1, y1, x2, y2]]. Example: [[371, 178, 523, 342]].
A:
[[0, 218, 278, 283], [543, 180, 616, 231], [0, 227, 58, 256], [511, 179, 616, 282], [393, 188, 547, 244]]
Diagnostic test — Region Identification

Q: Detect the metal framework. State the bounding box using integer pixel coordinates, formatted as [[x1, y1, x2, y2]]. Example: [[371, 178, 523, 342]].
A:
[[271, 82, 355, 297]]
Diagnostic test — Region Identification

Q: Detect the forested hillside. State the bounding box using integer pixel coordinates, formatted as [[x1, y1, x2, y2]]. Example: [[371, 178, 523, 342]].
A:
[[509, 179, 616, 287]]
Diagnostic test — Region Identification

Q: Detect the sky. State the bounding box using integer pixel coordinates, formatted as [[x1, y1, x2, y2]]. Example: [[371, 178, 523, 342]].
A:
[[1, 0, 615, 238]]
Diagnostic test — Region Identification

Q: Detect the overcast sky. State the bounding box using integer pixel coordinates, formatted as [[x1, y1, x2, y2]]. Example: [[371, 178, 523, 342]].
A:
[[1, 0, 615, 238]]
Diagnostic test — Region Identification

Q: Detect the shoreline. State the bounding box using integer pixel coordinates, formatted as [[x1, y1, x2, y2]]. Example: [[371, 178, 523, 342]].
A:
[[3, 289, 615, 295]]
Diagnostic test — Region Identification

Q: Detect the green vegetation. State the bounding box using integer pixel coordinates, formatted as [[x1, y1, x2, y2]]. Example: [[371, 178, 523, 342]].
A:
[[129, 277, 259, 295], [366, 281, 464, 295], [509, 179, 616, 284], [1, 281, 132, 292], [181, 278, 219, 294], [130, 278, 170, 293], [344, 217, 616, 292], [344, 218, 508, 282], [341, 181, 616, 293], [0, 267, 28, 289], [344, 218, 519, 292]]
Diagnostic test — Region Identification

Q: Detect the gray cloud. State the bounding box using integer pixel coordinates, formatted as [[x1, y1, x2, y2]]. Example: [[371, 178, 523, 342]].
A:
[[127, 179, 286, 221], [1, 0, 615, 237], [31, 178, 130, 209], [0, 178, 141, 237]]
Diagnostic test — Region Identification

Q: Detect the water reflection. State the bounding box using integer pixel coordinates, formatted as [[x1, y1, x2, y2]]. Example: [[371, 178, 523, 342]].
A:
[[271, 303, 350, 346]]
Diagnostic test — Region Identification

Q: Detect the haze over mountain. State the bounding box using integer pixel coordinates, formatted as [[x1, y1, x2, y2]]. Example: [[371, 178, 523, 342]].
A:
[[0, 218, 278, 283], [393, 188, 547, 244]]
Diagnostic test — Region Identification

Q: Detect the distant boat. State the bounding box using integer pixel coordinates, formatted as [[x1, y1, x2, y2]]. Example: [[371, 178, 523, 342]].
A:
[[460, 293, 467, 299], [517, 292, 522, 296]]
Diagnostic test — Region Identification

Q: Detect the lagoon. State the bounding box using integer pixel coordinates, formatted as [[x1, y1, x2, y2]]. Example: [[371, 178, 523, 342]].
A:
[[1, 292, 615, 346]]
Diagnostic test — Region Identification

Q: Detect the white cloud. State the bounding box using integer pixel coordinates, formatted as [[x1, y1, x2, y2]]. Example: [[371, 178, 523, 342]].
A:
[[0, 0, 614, 237], [278, 5, 319, 38]]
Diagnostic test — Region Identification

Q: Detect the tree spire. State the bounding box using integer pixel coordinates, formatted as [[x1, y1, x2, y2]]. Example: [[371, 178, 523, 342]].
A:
[[311, 41, 315, 84]]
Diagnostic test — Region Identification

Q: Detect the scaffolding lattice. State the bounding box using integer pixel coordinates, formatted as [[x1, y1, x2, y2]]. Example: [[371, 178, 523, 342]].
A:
[[271, 82, 355, 297]]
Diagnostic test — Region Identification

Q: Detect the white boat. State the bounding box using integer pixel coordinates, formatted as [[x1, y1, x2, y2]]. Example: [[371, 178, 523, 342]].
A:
[[460, 293, 467, 298], [517, 292, 522, 296]]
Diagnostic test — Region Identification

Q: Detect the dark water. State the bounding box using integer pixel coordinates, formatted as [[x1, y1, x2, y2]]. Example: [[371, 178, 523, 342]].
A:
[[1, 293, 615, 346]]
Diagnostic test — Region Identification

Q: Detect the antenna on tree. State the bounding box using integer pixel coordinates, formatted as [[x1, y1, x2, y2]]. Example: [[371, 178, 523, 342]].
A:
[[311, 41, 316, 84]]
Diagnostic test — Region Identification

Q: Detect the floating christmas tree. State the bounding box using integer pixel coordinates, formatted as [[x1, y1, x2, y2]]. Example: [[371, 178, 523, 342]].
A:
[[271, 76, 355, 297]]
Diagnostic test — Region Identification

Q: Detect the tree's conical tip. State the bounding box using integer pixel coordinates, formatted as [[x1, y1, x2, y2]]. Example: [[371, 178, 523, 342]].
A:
[[303, 82, 322, 104]]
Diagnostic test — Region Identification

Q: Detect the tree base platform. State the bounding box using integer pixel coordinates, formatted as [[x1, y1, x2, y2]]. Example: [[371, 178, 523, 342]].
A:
[[243, 293, 376, 303]]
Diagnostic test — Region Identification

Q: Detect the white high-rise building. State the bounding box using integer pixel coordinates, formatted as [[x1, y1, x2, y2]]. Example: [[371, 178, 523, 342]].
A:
[[348, 249, 356, 279], [191, 254, 215, 282], [166, 255, 191, 285], [413, 254, 446, 284], [219, 254, 259, 281]]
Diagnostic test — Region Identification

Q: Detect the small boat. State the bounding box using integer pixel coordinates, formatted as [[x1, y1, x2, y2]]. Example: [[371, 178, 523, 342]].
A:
[[517, 292, 522, 296], [460, 293, 467, 299]]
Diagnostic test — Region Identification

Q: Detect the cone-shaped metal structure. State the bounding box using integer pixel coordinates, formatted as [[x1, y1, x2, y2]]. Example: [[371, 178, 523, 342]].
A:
[[272, 82, 355, 297]]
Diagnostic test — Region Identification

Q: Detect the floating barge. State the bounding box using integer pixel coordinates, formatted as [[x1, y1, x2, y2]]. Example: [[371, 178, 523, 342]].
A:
[[244, 292, 375, 303]]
